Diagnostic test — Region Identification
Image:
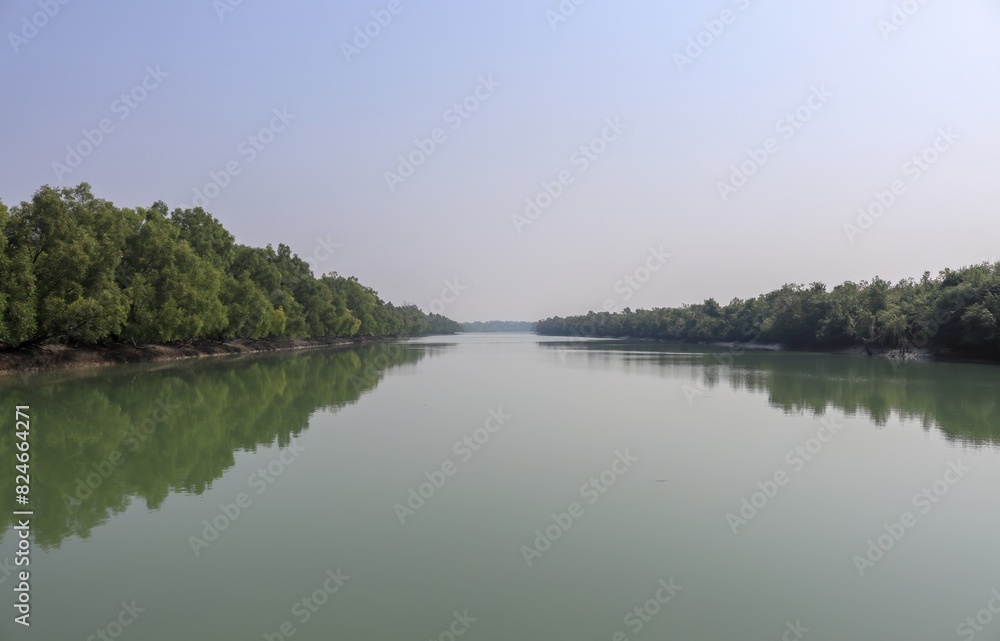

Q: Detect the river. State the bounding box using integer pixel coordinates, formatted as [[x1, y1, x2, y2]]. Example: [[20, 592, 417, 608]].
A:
[[1, 333, 998, 640]]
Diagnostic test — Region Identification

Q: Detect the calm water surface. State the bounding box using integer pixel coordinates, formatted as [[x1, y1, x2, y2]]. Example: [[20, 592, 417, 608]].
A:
[[1, 334, 999, 640]]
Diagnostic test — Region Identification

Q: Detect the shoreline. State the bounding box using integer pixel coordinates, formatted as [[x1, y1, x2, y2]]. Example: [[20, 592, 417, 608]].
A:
[[538, 335, 999, 365], [0, 334, 434, 377], [6, 334, 995, 376]]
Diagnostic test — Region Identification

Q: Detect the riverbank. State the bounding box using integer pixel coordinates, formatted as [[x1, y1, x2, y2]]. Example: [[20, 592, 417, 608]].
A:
[[836, 343, 931, 361], [694, 339, 931, 360], [728, 343, 1000, 365], [0, 334, 426, 376], [542, 334, 998, 364]]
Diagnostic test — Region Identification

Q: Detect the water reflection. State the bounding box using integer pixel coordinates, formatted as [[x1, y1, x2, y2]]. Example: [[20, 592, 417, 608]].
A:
[[0, 342, 448, 547], [541, 340, 1000, 445], [4, 336, 996, 550]]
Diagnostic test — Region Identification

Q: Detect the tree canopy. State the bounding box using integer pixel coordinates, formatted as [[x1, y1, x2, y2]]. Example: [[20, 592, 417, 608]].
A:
[[0, 184, 460, 347], [460, 320, 536, 333], [537, 264, 1000, 358]]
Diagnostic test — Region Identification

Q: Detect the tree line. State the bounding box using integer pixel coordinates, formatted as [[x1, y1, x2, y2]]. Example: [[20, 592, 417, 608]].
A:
[[460, 320, 536, 333], [536, 262, 1000, 357], [0, 184, 460, 347]]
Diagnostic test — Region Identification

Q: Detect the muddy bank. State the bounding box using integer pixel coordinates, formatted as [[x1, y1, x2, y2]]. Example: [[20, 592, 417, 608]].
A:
[[719, 340, 938, 362], [740, 341, 998, 365], [709, 341, 783, 351], [651, 338, 993, 364], [837, 344, 932, 361], [0, 335, 419, 376]]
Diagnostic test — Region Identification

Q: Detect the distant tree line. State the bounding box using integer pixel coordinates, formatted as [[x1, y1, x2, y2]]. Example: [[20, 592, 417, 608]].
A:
[[460, 320, 536, 333], [0, 184, 460, 347], [536, 263, 1000, 357]]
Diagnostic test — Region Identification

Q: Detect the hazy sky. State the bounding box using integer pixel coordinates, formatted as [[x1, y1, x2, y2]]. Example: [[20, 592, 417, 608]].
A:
[[2, 0, 998, 322]]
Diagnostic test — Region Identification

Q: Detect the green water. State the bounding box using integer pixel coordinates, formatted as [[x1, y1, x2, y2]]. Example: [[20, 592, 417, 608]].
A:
[[1, 334, 999, 640]]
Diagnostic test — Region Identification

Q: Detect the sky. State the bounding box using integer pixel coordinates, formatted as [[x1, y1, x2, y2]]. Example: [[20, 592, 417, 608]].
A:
[[1, 0, 998, 322]]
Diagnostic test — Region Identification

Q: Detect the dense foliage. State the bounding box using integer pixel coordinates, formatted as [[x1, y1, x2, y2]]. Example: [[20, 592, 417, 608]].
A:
[[460, 320, 536, 333], [0, 184, 460, 347], [537, 264, 1000, 357]]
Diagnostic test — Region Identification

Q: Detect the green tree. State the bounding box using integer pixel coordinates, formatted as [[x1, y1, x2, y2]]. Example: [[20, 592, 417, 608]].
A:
[[324, 274, 382, 335], [0, 201, 36, 345], [11, 185, 129, 343], [0, 184, 459, 347], [221, 275, 275, 339], [119, 205, 227, 342], [170, 207, 236, 269], [961, 303, 997, 346]]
